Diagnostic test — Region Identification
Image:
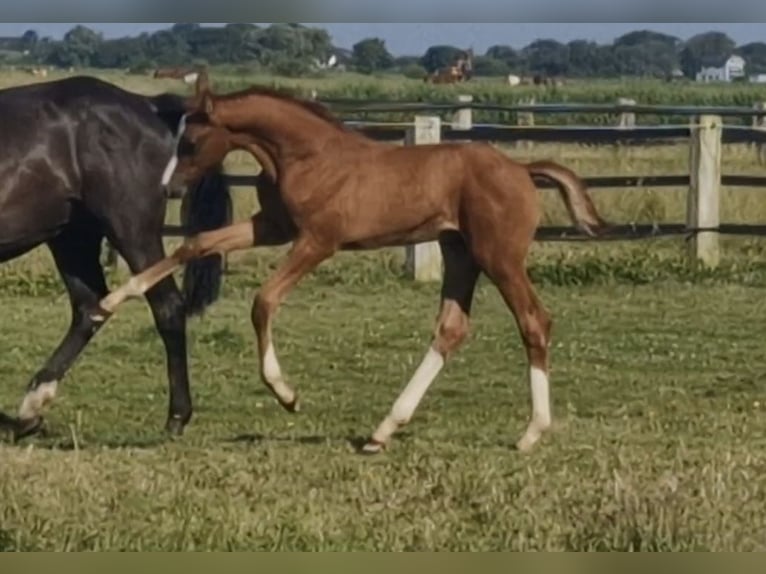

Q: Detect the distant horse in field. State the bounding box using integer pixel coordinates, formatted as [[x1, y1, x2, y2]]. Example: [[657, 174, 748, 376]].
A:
[[0, 76, 232, 440], [100, 74, 610, 454], [153, 67, 203, 85], [424, 50, 474, 84]]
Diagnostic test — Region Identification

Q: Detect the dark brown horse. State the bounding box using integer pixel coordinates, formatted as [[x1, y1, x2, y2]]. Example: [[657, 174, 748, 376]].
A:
[[0, 76, 231, 440], [98, 77, 610, 454]]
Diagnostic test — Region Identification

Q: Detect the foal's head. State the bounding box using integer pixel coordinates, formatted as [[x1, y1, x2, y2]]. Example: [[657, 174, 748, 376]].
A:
[[166, 110, 235, 188]]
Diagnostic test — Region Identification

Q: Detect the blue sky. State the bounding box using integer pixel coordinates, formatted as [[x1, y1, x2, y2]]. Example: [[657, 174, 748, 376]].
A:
[[0, 23, 763, 55]]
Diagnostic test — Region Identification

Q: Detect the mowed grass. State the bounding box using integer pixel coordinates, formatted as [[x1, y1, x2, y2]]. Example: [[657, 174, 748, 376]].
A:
[[2, 251, 766, 551]]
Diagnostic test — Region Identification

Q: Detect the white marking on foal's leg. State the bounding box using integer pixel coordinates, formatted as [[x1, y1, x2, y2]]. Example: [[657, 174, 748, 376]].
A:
[[98, 276, 149, 314], [161, 113, 187, 186], [516, 366, 552, 452], [363, 347, 445, 453], [262, 342, 298, 410], [18, 380, 58, 420]]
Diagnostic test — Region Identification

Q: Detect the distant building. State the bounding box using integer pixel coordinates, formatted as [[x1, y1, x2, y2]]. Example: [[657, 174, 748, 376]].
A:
[[749, 73, 766, 84], [695, 54, 746, 83]]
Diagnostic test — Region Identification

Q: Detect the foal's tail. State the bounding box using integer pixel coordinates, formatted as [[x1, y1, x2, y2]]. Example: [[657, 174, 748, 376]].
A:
[[180, 163, 233, 317], [526, 160, 610, 237]]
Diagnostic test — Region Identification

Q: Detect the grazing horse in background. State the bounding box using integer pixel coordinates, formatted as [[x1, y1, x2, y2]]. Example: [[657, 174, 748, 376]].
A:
[[0, 76, 232, 440], [99, 76, 610, 454]]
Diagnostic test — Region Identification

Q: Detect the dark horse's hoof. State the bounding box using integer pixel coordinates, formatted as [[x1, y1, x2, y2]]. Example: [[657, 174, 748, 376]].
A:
[[12, 416, 45, 443], [165, 416, 188, 437]]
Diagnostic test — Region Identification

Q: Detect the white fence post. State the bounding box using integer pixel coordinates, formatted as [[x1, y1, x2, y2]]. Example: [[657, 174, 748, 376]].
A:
[[516, 97, 535, 150], [617, 97, 636, 128], [687, 115, 722, 268], [452, 94, 473, 130], [404, 116, 443, 282], [753, 101, 766, 164]]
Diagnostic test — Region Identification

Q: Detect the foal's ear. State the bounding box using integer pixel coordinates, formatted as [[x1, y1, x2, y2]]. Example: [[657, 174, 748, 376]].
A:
[[202, 92, 215, 116], [194, 69, 210, 97]]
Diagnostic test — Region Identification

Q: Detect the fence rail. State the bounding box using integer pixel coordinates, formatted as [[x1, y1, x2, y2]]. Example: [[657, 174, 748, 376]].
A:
[[145, 96, 766, 281], [322, 99, 766, 119]]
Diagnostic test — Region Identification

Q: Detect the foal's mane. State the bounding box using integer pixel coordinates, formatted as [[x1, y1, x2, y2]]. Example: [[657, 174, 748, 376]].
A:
[[212, 85, 350, 132]]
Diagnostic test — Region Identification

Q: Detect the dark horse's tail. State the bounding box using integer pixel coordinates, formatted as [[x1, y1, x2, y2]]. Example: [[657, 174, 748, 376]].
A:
[[179, 164, 233, 317]]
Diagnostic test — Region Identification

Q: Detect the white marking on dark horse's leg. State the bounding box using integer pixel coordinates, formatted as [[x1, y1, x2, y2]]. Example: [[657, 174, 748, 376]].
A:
[[18, 380, 58, 421]]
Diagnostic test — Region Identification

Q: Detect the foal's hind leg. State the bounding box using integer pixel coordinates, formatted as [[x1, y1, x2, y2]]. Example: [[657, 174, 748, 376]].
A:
[[363, 230, 481, 453], [489, 260, 553, 452], [251, 236, 334, 412], [16, 226, 109, 438]]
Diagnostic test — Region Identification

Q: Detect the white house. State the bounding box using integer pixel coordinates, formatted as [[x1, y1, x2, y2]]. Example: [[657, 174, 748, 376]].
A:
[[695, 54, 746, 83]]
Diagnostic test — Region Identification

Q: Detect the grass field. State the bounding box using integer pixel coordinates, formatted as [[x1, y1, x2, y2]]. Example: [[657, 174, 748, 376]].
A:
[[2, 69, 766, 551], [2, 249, 766, 551]]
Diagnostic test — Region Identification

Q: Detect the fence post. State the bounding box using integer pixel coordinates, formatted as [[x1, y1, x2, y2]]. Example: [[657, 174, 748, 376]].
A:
[[404, 116, 443, 282], [753, 101, 766, 164], [617, 97, 636, 128], [452, 94, 473, 130], [687, 114, 722, 268], [516, 97, 535, 150]]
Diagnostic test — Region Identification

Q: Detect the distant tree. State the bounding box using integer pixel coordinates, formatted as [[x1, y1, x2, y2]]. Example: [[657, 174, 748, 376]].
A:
[[92, 37, 150, 69], [680, 31, 737, 78], [522, 39, 569, 76], [393, 55, 421, 68], [613, 29, 680, 48], [485, 45, 519, 69], [352, 37, 394, 74], [48, 25, 103, 67], [472, 56, 509, 77], [20, 29, 38, 51], [145, 29, 191, 66], [567, 40, 603, 76], [736, 42, 766, 74]]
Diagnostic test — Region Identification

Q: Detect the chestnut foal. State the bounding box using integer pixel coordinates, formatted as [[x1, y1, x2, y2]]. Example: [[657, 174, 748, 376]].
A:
[[99, 83, 609, 453]]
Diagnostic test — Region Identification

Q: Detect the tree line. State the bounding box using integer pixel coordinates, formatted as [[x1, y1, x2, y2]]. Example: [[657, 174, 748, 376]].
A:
[[1, 23, 765, 80]]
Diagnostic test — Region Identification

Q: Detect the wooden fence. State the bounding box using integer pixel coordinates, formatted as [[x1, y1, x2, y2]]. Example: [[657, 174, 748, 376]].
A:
[[149, 97, 766, 282]]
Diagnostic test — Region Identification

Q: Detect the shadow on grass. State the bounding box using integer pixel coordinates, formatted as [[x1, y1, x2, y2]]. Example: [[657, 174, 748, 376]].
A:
[[228, 433, 329, 446], [227, 431, 413, 453], [0, 420, 172, 451]]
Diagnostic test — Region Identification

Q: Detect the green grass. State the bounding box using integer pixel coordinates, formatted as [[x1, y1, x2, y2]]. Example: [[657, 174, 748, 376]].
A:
[[2, 251, 766, 551]]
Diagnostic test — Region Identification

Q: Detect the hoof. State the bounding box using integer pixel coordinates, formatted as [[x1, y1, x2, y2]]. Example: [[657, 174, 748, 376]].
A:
[[165, 416, 187, 437], [515, 433, 541, 453], [359, 438, 386, 455], [13, 416, 45, 443], [282, 395, 300, 414]]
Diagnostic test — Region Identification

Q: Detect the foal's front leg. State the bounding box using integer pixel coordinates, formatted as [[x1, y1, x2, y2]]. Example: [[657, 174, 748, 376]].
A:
[[250, 236, 333, 412]]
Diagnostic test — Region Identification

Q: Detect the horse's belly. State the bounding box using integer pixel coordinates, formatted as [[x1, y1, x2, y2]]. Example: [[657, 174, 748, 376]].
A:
[[0, 170, 71, 258]]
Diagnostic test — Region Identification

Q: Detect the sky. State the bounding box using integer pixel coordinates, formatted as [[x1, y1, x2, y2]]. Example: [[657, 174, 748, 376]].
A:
[[0, 23, 763, 55]]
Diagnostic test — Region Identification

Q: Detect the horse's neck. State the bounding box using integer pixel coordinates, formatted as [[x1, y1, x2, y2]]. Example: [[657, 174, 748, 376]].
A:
[[219, 98, 338, 159]]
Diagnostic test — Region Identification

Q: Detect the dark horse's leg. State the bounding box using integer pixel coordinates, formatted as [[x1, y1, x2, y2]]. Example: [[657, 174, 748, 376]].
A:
[[105, 229, 192, 436], [15, 223, 109, 438], [16, 204, 193, 440]]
